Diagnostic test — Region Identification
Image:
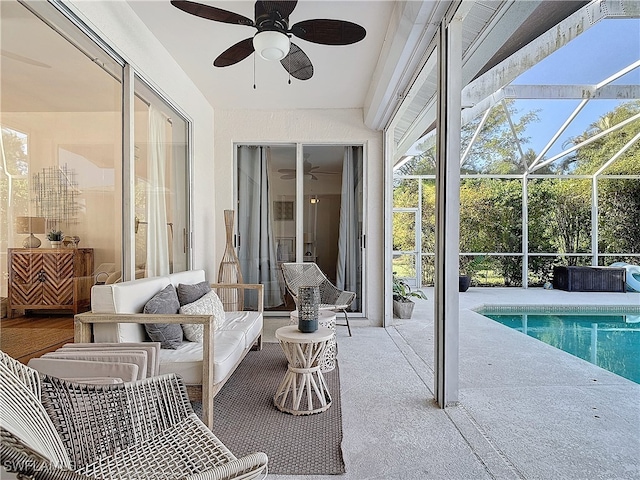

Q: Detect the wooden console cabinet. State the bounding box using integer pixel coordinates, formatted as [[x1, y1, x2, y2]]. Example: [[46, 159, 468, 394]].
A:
[[7, 248, 94, 318]]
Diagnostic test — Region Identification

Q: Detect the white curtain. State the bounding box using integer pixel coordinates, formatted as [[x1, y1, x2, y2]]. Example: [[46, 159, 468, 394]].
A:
[[145, 105, 170, 276], [336, 146, 362, 310], [170, 128, 185, 272], [237, 146, 283, 308]]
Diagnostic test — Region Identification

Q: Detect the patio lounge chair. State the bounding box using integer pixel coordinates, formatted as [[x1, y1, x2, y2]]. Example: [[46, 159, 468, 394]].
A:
[[0, 350, 268, 480], [281, 262, 355, 336]]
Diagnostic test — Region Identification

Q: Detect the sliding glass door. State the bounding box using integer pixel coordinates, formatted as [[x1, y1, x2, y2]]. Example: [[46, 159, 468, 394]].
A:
[[1, 0, 123, 295], [133, 77, 189, 278], [1, 0, 192, 304], [236, 144, 364, 314]]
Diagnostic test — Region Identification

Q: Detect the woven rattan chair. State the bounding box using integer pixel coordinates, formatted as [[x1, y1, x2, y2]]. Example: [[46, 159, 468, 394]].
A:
[[0, 350, 268, 480], [281, 262, 355, 336]]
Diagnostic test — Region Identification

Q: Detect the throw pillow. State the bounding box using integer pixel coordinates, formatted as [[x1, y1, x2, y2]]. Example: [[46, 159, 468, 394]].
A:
[[180, 290, 226, 342], [177, 281, 211, 306], [143, 284, 183, 349]]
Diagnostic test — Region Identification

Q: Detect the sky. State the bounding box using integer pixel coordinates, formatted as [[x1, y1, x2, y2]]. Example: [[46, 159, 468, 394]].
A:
[[508, 18, 640, 159], [406, 17, 640, 162]]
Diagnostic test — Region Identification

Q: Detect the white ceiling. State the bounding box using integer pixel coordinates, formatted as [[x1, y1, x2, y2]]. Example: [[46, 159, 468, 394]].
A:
[[127, 0, 396, 111]]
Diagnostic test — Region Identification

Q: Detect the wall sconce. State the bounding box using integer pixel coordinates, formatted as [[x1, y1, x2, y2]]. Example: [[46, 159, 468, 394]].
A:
[[15, 216, 46, 248]]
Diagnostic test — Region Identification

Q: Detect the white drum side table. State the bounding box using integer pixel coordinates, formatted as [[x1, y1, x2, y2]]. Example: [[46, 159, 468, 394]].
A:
[[289, 309, 337, 372], [274, 325, 333, 415]]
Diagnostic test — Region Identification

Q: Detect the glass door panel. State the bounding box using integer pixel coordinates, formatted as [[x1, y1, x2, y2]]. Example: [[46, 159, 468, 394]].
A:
[[133, 77, 189, 278], [237, 145, 294, 310], [303, 145, 363, 312], [1, 0, 123, 293], [237, 144, 364, 314], [393, 209, 419, 286]]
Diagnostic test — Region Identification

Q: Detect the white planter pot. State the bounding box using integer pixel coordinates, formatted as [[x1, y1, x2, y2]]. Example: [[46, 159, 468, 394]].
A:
[[393, 299, 415, 319]]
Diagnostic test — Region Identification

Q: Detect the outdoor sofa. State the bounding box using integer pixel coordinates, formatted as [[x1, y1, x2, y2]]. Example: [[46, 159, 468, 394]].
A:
[[73, 269, 263, 429]]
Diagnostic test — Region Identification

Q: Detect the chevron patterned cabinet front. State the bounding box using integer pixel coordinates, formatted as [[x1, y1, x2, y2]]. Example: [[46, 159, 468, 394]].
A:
[[7, 248, 93, 318]]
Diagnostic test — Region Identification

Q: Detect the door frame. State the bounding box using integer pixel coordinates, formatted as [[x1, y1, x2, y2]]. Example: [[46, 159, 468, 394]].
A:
[[392, 207, 421, 288], [233, 142, 367, 317]]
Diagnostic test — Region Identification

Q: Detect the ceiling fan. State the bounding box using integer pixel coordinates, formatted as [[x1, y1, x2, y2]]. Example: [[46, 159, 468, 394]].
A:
[[279, 160, 339, 180], [170, 0, 366, 81]]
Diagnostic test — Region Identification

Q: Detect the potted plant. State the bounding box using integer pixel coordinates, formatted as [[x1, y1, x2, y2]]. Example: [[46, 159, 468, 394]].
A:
[[459, 255, 487, 292], [47, 229, 63, 248], [393, 273, 427, 319]]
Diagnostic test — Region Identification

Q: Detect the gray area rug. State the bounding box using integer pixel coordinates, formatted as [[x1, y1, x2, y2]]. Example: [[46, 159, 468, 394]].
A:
[[194, 342, 345, 475]]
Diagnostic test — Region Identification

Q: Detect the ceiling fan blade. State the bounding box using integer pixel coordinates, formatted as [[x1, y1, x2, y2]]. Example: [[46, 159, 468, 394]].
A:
[[214, 38, 255, 67], [280, 42, 313, 80], [290, 19, 366, 45], [259, 1, 298, 19], [171, 0, 254, 26]]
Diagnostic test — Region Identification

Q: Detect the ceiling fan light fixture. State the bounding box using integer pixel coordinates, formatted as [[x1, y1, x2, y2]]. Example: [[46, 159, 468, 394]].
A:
[[253, 31, 290, 61]]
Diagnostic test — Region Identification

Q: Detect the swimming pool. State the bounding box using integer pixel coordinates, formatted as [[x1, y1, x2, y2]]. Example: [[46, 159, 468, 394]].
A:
[[477, 305, 640, 384]]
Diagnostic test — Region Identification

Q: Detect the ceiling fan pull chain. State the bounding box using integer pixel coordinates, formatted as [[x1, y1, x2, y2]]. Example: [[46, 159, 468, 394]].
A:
[[288, 52, 291, 85], [253, 52, 257, 90]]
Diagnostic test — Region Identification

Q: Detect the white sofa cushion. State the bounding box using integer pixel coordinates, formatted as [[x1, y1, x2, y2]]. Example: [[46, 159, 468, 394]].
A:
[[91, 272, 206, 344], [92, 276, 172, 343], [220, 312, 264, 350], [60, 343, 161, 378], [40, 351, 148, 381], [92, 276, 171, 314], [158, 330, 245, 385], [27, 358, 138, 383]]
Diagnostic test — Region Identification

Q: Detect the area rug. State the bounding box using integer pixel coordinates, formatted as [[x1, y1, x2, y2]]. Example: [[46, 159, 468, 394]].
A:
[[194, 343, 345, 475]]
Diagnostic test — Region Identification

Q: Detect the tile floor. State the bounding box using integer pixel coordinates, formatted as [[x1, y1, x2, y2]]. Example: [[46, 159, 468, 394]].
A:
[[264, 287, 640, 480]]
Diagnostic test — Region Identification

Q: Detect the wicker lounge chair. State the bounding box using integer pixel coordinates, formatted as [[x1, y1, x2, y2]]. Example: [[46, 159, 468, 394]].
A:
[[281, 262, 355, 336], [0, 350, 268, 480]]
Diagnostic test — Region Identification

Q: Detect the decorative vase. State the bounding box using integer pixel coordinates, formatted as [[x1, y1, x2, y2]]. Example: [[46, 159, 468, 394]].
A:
[[217, 210, 244, 311], [49, 241, 61, 248], [298, 286, 319, 333]]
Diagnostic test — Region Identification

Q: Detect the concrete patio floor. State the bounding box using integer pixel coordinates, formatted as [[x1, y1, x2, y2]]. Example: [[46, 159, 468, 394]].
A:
[[263, 287, 640, 480]]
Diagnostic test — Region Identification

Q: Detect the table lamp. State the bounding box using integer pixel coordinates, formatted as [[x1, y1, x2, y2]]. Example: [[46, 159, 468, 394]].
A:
[[15, 216, 46, 248]]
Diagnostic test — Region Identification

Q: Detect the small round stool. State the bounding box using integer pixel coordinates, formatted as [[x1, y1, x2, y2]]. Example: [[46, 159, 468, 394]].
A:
[[274, 325, 333, 415]]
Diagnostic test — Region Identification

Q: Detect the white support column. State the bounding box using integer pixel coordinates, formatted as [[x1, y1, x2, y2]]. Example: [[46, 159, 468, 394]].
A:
[[296, 143, 304, 261], [522, 174, 529, 287], [592, 176, 598, 266], [434, 16, 461, 408], [383, 130, 394, 328]]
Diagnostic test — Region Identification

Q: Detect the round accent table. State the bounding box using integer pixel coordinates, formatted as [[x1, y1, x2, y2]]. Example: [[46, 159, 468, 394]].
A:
[[289, 309, 337, 372], [274, 325, 333, 415]]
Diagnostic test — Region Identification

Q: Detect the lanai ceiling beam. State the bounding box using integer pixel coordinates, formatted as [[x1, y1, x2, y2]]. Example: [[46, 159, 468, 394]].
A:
[[532, 112, 640, 172], [502, 84, 640, 100], [462, 0, 638, 110]]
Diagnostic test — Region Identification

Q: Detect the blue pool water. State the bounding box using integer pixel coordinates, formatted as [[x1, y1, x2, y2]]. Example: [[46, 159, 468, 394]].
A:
[[479, 306, 640, 384]]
